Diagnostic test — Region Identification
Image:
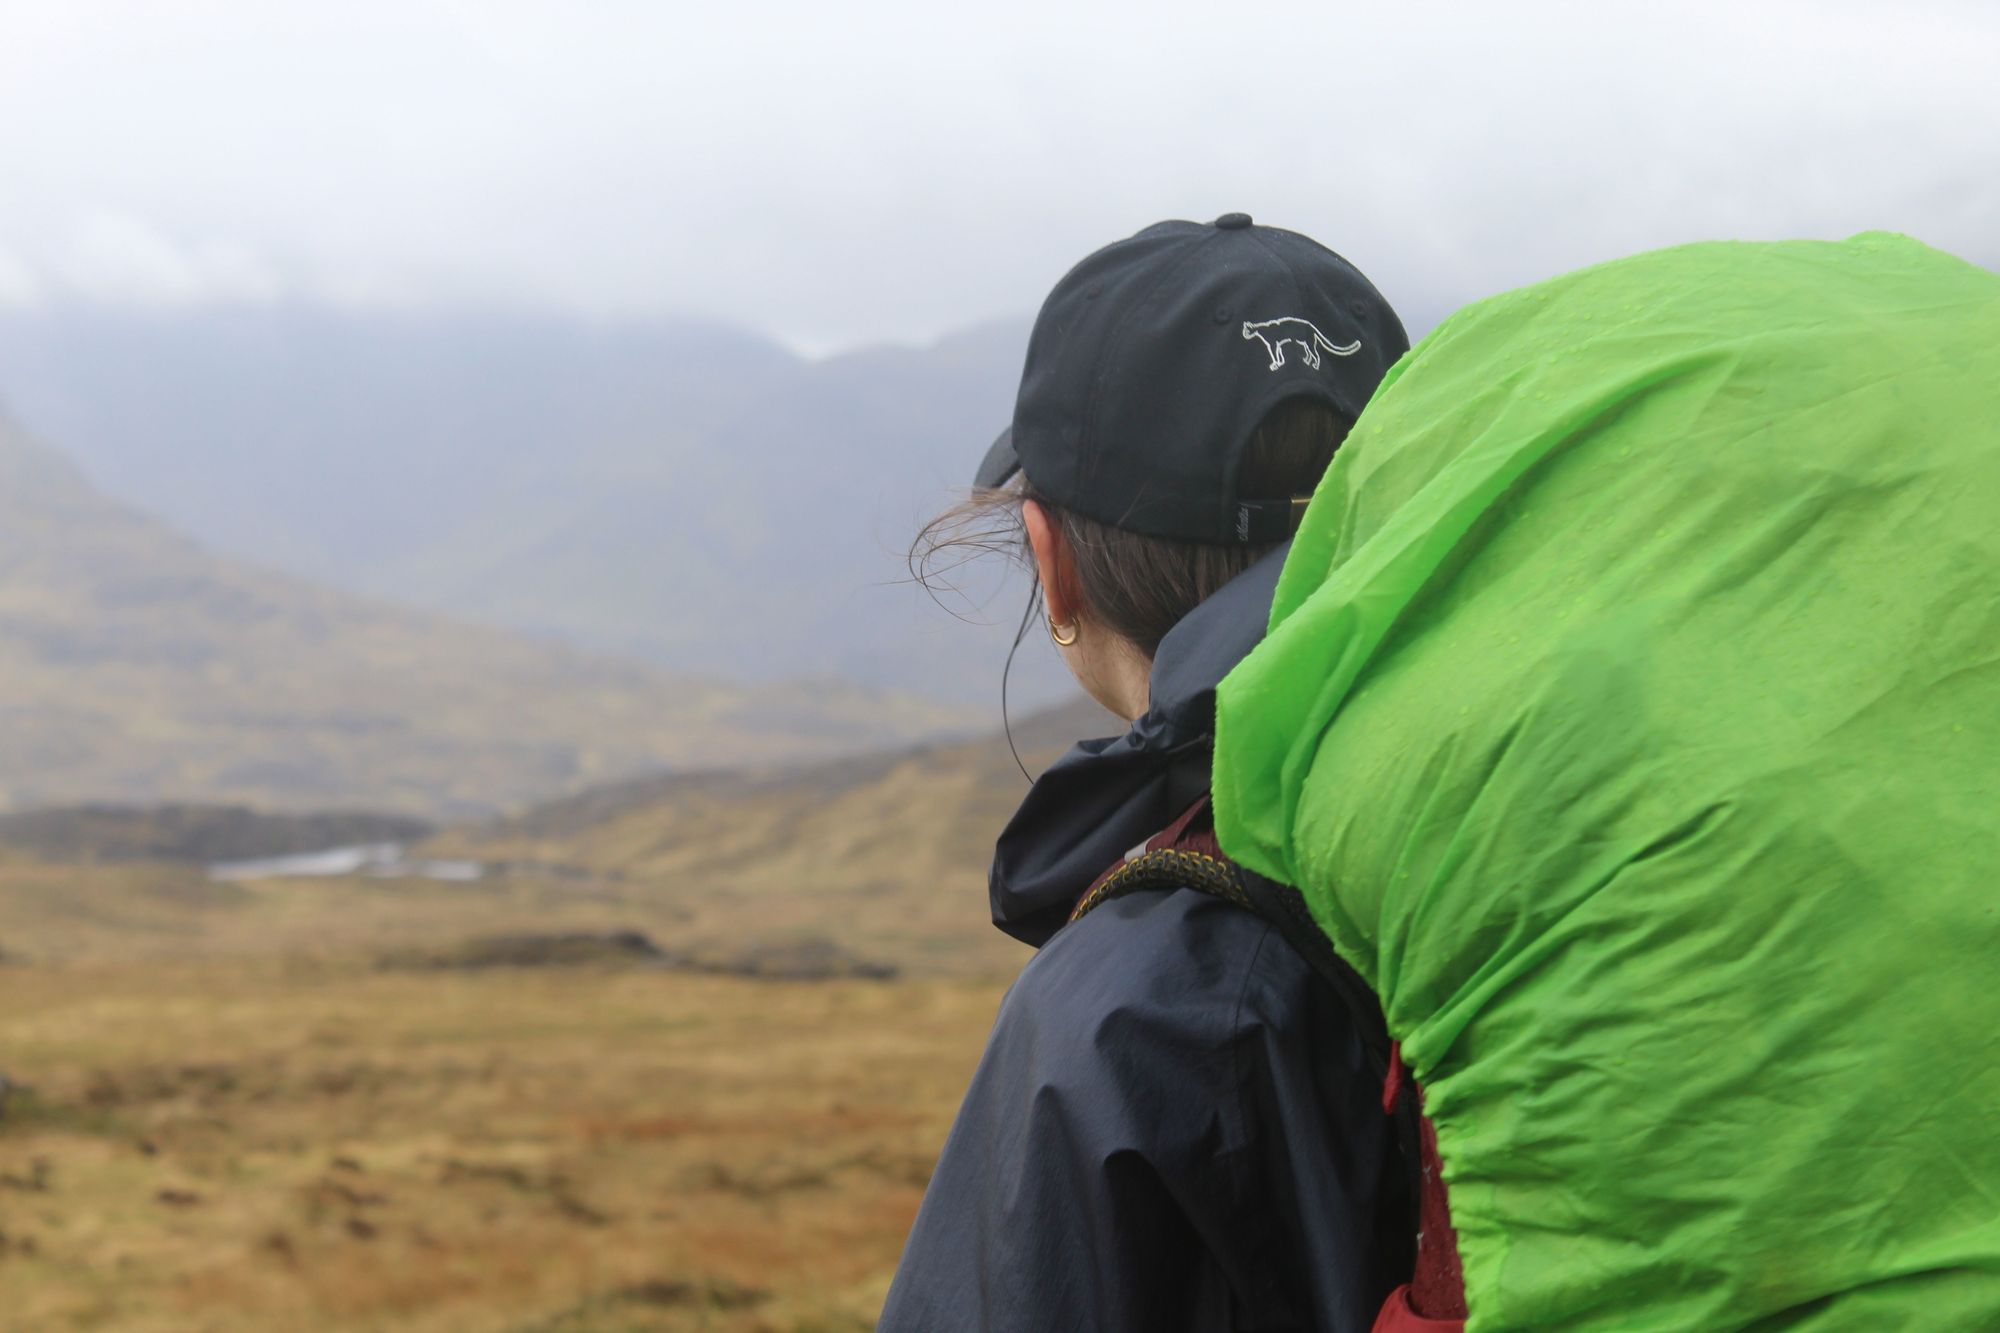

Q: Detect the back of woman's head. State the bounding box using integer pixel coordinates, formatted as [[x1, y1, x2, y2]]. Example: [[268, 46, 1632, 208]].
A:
[[914, 396, 1350, 659], [917, 215, 1402, 698]]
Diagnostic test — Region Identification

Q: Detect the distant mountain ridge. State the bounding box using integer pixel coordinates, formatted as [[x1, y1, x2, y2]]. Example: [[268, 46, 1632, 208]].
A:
[[0, 409, 970, 818], [0, 306, 1066, 708]]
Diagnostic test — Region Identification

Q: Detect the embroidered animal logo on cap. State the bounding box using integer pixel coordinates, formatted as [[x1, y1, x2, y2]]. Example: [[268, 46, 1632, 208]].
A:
[[1240, 316, 1362, 371]]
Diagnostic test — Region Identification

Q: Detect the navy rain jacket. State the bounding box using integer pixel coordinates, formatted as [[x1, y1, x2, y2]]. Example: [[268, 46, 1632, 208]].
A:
[[879, 545, 1413, 1332]]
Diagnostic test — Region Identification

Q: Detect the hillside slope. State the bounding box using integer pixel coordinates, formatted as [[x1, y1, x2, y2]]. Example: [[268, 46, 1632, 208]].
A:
[[430, 697, 1120, 975], [0, 309, 1061, 705], [0, 411, 969, 818]]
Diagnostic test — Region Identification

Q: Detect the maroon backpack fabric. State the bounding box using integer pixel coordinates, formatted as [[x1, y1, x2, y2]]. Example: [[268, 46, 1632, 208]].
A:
[[1379, 1047, 1467, 1329]]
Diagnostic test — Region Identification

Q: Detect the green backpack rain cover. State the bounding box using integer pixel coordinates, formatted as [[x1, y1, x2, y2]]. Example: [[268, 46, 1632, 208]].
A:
[[1212, 234, 2000, 1330]]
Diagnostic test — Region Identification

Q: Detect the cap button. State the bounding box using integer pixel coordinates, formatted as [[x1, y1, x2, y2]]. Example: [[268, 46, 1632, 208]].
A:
[[1214, 212, 1253, 230]]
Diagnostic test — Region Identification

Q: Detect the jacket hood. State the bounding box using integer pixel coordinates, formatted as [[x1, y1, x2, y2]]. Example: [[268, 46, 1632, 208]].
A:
[[988, 540, 1291, 946]]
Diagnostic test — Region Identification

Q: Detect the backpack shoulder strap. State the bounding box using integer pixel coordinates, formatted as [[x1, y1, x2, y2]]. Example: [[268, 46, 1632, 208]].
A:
[[1069, 796, 1391, 1073], [1073, 795, 1437, 1305]]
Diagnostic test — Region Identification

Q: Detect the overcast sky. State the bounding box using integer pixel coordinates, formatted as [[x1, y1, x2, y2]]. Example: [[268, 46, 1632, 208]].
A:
[[1, 0, 1994, 352]]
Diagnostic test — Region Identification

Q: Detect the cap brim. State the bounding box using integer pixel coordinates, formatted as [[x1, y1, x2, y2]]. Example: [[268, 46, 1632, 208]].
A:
[[973, 427, 1021, 490]]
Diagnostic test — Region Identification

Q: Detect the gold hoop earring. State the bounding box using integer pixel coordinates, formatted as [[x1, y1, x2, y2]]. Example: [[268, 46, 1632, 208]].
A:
[[1048, 617, 1079, 647]]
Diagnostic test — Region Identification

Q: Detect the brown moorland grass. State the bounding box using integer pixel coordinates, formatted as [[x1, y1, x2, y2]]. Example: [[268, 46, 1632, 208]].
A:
[[0, 955, 1004, 1332], [0, 701, 1112, 1328]]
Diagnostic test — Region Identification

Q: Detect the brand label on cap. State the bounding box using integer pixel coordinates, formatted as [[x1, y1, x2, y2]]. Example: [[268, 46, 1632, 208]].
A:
[[1240, 316, 1361, 371]]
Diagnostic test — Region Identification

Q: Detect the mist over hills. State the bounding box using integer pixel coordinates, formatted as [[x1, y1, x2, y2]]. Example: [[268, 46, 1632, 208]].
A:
[[0, 306, 1066, 709], [0, 409, 969, 818]]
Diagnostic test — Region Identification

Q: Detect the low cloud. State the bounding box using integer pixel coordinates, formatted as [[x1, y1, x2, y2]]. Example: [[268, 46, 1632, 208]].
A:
[[0, 1, 1993, 346], [0, 241, 42, 308], [46, 213, 286, 308]]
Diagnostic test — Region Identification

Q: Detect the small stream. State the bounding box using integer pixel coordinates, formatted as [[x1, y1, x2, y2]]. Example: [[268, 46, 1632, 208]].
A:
[[208, 842, 485, 883]]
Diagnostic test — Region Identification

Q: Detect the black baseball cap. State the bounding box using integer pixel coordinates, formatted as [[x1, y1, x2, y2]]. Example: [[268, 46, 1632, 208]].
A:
[[976, 213, 1408, 544]]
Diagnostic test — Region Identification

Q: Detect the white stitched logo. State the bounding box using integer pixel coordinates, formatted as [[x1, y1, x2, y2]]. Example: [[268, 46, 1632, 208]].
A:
[[1240, 316, 1361, 371]]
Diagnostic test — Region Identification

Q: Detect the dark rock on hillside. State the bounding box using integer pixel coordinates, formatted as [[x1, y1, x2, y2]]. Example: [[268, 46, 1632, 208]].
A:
[[388, 930, 669, 970], [384, 928, 899, 981], [702, 934, 900, 982]]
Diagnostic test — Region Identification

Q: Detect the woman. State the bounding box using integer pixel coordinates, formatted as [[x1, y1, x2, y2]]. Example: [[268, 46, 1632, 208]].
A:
[[881, 214, 1420, 1331]]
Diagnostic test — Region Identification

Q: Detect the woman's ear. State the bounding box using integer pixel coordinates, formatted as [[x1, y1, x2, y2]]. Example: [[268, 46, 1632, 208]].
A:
[[1022, 499, 1081, 629]]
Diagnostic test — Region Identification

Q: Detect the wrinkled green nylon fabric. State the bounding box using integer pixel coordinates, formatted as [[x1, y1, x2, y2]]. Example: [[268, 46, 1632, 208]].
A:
[[1212, 234, 2000, 1330]]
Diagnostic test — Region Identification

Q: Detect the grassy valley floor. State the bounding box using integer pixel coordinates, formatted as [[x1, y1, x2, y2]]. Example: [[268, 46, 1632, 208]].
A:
[[0, 703, 1106, 1328], [0, 956, 1003, 1332]]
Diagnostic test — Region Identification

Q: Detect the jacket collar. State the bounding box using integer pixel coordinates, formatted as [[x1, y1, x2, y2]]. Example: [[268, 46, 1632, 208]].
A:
[[988, 541, 1291, 946]]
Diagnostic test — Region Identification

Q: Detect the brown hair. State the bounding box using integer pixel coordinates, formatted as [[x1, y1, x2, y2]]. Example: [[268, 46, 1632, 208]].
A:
[[912, 398, 1352, 659]]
